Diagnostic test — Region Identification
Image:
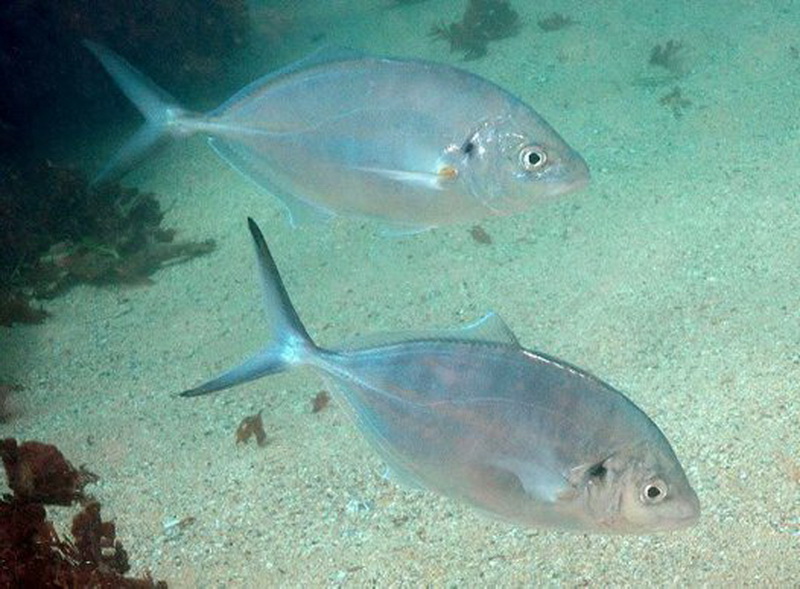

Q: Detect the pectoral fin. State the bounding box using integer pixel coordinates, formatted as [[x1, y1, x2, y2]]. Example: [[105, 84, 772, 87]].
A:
[[487, 458, 571, 503], [354, 165, 457, 190]]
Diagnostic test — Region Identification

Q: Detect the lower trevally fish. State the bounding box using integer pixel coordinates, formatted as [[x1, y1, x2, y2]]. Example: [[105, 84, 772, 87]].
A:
[[182, 219, 699, 533], [84, 41, 589, 233]]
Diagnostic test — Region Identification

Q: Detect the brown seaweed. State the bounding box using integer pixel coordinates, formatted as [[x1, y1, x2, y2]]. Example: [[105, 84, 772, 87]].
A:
[[537, 13, 576, 32], [649, 40, 685, 75], [0, 162, 215, 321], [71, 500, 132, 576], [0, 439, 98, 506], [0, 438, 167, 587], [431, 0, 520, 60], [469, 224, 493, 245], [659, 86, 692, 119], [0, 289, 48, 326], [312, 390, 331, 413], [236, 410, 268, 447]]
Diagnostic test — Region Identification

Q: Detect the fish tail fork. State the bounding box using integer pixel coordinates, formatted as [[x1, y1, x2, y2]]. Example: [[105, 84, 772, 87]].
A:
[[83, 40, 194, 186], [180, 218, 318, 397]]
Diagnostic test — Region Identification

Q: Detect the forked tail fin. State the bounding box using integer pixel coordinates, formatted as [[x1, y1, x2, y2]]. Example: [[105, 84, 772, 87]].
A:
[[83, 40, 192, 185], [181, 218, 317, 397]]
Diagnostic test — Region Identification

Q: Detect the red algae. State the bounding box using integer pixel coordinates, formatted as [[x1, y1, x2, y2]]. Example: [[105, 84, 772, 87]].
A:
[[0, 438, 97, 505], [0, 438, 167, 588], [236, 410, 268, 447]]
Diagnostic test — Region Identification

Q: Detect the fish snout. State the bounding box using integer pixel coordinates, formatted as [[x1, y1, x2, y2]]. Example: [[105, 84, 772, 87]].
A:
[[673, 487, 701, 528], [652, 484, 700, 532], [558, 150, 591, 194]]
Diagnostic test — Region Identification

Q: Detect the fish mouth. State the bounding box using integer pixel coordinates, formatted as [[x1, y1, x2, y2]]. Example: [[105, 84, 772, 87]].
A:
[[566, 172, 590, 194], [677, 493, 702, 528], [546, 170, 590, 199], [544, 152, 590, 197], [658, 493, 702, 532], [563, 153, 591, 192], [667, 507, 701, 530]]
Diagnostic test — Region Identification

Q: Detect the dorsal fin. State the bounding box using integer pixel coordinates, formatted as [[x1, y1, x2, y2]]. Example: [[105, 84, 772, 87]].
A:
[[340, 311, 519, 350]]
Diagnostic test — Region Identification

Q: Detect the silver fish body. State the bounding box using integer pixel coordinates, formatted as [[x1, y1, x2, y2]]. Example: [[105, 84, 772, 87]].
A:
[[324, 340, 698, 532], [85, 42, 589, 231], [182, 219, 700, 533]]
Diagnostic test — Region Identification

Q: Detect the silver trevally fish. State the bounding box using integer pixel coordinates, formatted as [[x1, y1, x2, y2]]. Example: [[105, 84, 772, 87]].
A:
[[84, 41, 589, 232], [181, 218, 699, 533]]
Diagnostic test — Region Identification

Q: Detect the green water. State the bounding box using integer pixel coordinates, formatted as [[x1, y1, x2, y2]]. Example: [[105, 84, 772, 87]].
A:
[[2, 0, 798, 585]]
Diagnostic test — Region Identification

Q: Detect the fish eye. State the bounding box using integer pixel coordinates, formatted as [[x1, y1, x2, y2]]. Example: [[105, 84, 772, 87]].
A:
[[519, 146, 547, 171], [641, 479, 668, 504]]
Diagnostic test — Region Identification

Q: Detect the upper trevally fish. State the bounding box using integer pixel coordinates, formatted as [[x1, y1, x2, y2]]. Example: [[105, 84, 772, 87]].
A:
[[84, 41, 589, 232], [181, 218, 700, 533]]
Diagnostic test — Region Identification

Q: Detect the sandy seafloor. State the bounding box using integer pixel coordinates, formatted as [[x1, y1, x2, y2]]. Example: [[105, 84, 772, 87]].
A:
[[2, 0, 800, 586]]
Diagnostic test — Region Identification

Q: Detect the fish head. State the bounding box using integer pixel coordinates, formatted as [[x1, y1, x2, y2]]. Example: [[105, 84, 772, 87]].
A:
[[458, 111, 590, 215], [569, 439, 700, 533]]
